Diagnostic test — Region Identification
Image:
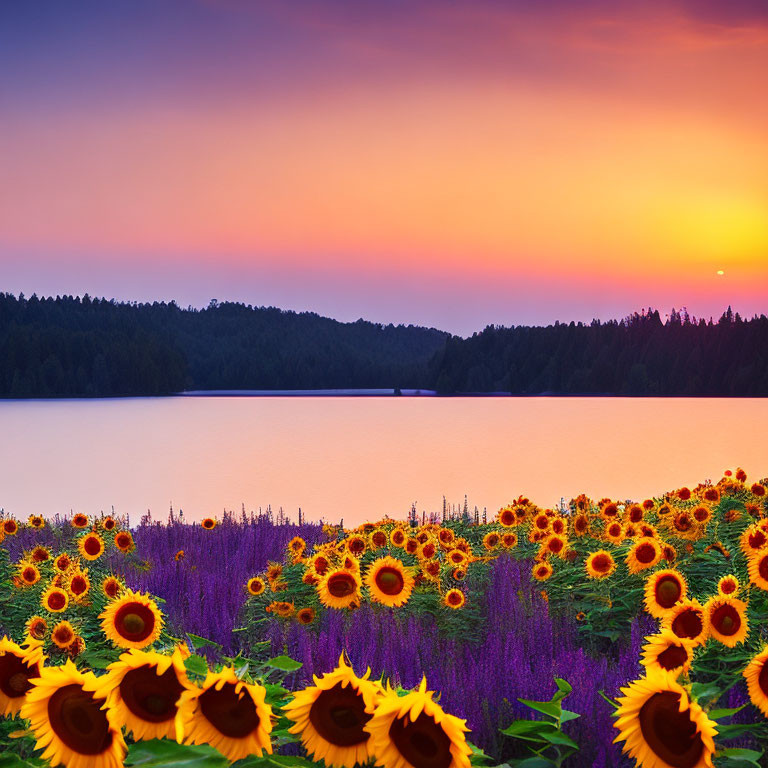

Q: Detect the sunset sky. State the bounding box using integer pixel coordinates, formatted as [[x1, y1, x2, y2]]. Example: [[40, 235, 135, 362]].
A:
[[1, 0, 766, 334]]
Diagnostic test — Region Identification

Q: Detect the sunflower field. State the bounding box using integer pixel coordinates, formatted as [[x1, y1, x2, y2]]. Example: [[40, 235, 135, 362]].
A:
[[2, 467, 768, 768]]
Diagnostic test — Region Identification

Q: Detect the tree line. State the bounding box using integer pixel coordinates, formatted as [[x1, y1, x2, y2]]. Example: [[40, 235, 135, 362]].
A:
[[0, 294, 765, 397], [429, 308, 768, 396]]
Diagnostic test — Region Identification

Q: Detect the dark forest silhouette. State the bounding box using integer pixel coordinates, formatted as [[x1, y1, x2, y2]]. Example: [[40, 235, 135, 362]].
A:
[[0, 294, 765, 397]]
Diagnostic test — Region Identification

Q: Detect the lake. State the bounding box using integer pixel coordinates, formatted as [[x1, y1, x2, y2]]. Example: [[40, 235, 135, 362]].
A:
[[1, 396, 766, 525]]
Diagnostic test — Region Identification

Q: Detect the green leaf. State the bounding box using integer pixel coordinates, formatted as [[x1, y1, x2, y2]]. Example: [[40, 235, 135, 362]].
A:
[[559, 709, 580, 723], [538, 729, 579, 749], [183, 655, 209, 678], [125, 739, 229, 767], [708, 705, 746, 720], [500, 720, 557, 742], [551, 678, 572, 703], [0, 755, 46, 768], [517, 698, 561, 720], [717, 747, 764, 766], [510, 758, 554, 768], [81, 652, 115, 670], [266, 655, 303, 672], [186, 633, 222, 650], [690, 681, 721, 704], [234, 756, 318, 768]]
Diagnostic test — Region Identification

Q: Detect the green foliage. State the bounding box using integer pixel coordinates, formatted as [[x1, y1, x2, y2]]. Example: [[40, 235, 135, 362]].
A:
[[500, 678, 580, 767]]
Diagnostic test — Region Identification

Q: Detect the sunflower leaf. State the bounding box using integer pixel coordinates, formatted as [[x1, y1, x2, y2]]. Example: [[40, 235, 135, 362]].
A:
[[183, 655, 209, 678], [708, 705, 746, 720], [716, 747, 764, 767], [517, 699, 562, 720], [266, 655, 303, 671], [186, 633, 222, 650], [125, 739, 229, 767]]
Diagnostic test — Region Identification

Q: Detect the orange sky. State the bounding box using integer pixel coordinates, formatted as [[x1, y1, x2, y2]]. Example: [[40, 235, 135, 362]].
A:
[[1, 1, 766, 331]]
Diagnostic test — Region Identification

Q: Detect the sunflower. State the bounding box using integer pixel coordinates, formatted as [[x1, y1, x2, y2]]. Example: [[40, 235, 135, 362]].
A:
[[370, 529, 388, 549], [288, 535, 307, 557], [318, 568, 362, 610], [572, 513, 591, 537], [28, 514, 46, 529], [600, 502, 620, 521], [21, 658, 126, 768], [25, 616, 48, 641], [284, 653, 382, 768], [174, 549, 185, 561], [201, 517, 217, 530], [585, 550, 616, 579], [443, 588, 466, 609], [310, 554, 331, 576], [67, 569, 91, 602], [451, 568, 466, 581], [718, 574, 739, 597], [266, 562, 284, 582], [270, 601, 295, 618], [102, 575, 124, 600], [747, 550, 768, 591], [97, 647, 193, 742], [0, 637, 45, 717], [41, 585, 70, 613], [297, 607, 316, 625], [390, 528, 407, 548], [743, 646, 768, 718], [53, 553, 72, 573], [752, 483, 766, 497], [71, 513, 90, 528], [437, 528, 455, 547], [101, 516, 117, 531], [421, 559, 441, 581], [532, 561, 553, 581], [604, 521, 624, 544], [347, 535, 367, 557], [626, 538, 662, 575], [532, 512, 551, 533], [446, 549, 469, 567], [18, 562, 41, 587], [365, 557, 415, 608], [364, 677, 472, 768], [501, 532, 518, 549], [418, 541, 437, 560], [613, 668, 716, 768], [178, 666, 272, 761], [642, 498, 655, 511], [482, 531, 501, 551], [692, 505, 712, 525], [676, 487, 692, 501], [30, 545, 51, 563], [626, 504, 645, 524], [550, 517, 567, 536], [114, 530, 135, 553], [67, 635, 87, 659], [701, 487, 720, 503], [662, 599, 708, 646], [740, 524, 767, 558], [78, 531, 106, 561], [640, 630, 694, 676], [643, 569, 687, 618], [671, 511, 697, 539], [51, 621, 77, 650], [100, 589, 163, 649], [497, 506, 516, 527], [704, 596, 748, 647], [541, 533, 568, 559], [247, 576, 266, 596]]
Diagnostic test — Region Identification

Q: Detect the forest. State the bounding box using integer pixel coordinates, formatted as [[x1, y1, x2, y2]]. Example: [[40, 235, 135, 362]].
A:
[[0, 294, 765, 397]]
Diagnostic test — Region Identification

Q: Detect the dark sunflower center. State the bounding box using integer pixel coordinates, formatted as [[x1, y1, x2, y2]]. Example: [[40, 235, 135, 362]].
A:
[[84, 537, 101, 556], [23, 568, 37, 582], [592, 554, 612, 572], [575, 518, 587, 532], [655, 576, 682, 608], [656, 645, 688, 671], [535, 517, 549, 530], [636, 543, 657, 564], [389, 712, 452, 768], [308, 681, 371, 746], [549, 538, 563, 553], [121, 664, 184, 723], [375, 567, 405, 596], [671, 609, 702, 639], [0, 656, 39, 698], [115, 603, 155, 642], [674, 516, 691, 532], [758, 658, 768, 698], [55, 628, 74, 645], [328, 574, 356, 598], [630, 508, 643, 522], [71, 576, 88, 595], [48, 591, 67, 611], [48, 683, 113, 756], [372, 533, 387, 547], [721, 580, 735, 594], [57, 557, 70, 570], [711, 604, 740, 636], [638, 691, 704, 768], [501, 511, 514, 525], [30, 622, 46, 639], [105, 581, 119, 598], [199, 682, 261, 739], [608, 525, 621, 537], [448, 591, 463, 605], [759, 557, 768, 582]]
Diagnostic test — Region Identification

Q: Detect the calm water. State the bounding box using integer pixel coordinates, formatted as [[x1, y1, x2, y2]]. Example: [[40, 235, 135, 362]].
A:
[[0, 397, 766, 525]]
